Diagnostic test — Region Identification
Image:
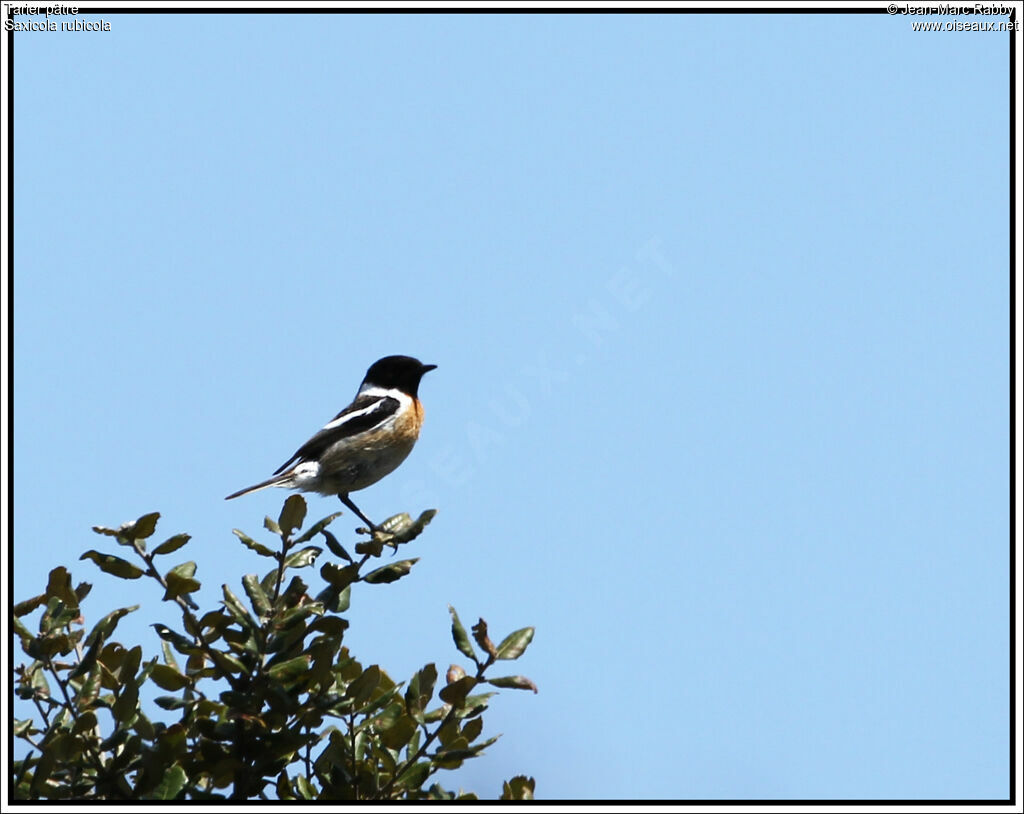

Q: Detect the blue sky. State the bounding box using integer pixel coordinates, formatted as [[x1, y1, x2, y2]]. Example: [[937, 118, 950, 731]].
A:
[[12, 10, 1010, 800]]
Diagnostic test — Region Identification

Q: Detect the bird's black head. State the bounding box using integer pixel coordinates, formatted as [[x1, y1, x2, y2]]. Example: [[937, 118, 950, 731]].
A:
[[362, 355, 437, 397]]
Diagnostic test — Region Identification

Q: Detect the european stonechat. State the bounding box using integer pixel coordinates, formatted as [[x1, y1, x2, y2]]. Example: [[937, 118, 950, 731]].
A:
[[226, 355, 436, 530]]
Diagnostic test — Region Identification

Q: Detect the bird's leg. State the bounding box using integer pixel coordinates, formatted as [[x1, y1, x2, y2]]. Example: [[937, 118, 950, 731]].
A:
[[338, 493, 378, 532]]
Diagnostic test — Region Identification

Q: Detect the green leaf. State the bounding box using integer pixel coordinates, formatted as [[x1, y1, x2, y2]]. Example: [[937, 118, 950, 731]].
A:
[[152, 764, 188, 800], [398, 761, 431, 791], [113, 680, 140, 723], [154, 695, 189, 711], [274, 602, 323, 632], [353, 729, 368, 762], [268, 656, 311, 687], [46, 566, 77, 606], [83, 605, 139, 649], [80, 550, 144, 580], [378, 712, 417, 750], [75, 581, 93, 602], [241, 574, 272, 617], [221, 584, 258, 631], [30, 749, 56, 797], [232, 529, 276, 557], [405, 727, 421, 760], [12, 617, 33, 646], [278, 494, 307, 536], [72, 638, 104, 683], [152, 534, 191, 556], [404, 663, 438, 722], [132, 712, 156, 741], [308, 615, 347, 639], [283, 546, 322, 569], [152, 624, 197, 656], [13, 593, 47, 617], [319, 529, 352, 562], [462, 716, 483, 743], [133, 512, 161, 539], [78, 668, 102, 707], [345, 665, 381, 706], [71, 712, 97, 737], [38, 595, 73, 634], [363, 558, 418, 584], [99, 727, 131, 754], [278, 575, 309, 607], [161, 641, 180, 671], [496, 627, 535, 660], [371, 737, 398, 775], [295, 513, 343, 544], [487, 675, 538, 693], [209, 650, 248, 676], [459, 693, 495, 719], [276, 772, 294, 800], [93, 512, 160, 544], [379, 512, 413, 535], [315, 583, 351, 614], [320, 562, 359, 589], [436, 719, 459, 748], [149, 663, 190, 691], [377, 509, 438, 545], [264, 516, 282, 535], [294, 774, 314, 800], [435, 735, 498, 765], [500, 775, 536, 800], [163, 562, 201, 601], [353, 684, 402, 719], [30, 667, 50, 699], [354, 537, 385, 557], [396, 508, 437, 543], [120, 645, 143, 681], [36, 632, 75, 659], [448, 606, 477, 662], [438, 675, 477, 707]]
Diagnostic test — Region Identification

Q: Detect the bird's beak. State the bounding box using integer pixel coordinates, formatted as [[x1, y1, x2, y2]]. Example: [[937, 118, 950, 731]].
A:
[[422, 363, 438, 373]]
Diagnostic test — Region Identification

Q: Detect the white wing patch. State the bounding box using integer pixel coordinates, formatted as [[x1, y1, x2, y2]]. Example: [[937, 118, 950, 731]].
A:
[[290, 461, 321, 489], [322, 398, 388, 431]]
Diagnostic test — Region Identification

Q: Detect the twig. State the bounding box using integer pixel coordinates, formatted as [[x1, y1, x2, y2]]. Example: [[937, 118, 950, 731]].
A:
[[269, 531, 294, 608], [31, 694, 53, 730], [130, 540, 198, 611], [350, 711, 358, 801]]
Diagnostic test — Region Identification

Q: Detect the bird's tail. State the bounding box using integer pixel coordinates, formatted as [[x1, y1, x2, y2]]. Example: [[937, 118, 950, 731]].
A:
[[225, 473, 292, 500]]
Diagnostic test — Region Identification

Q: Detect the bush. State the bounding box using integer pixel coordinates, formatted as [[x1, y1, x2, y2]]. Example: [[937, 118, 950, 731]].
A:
[[12, 496, 536, 800]]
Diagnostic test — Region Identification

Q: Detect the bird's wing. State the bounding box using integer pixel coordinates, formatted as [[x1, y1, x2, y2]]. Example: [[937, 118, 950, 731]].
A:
[[273, 394, 401, 475]]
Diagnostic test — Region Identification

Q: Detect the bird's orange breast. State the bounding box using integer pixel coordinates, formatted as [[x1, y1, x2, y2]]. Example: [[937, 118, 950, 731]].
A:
[[394, 398, 424, 441]]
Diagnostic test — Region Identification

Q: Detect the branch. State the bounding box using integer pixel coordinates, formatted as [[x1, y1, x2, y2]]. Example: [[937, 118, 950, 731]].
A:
[[43, 659, 107, 779], [129, 540, 245, 693], [381, 653, 496, 799]]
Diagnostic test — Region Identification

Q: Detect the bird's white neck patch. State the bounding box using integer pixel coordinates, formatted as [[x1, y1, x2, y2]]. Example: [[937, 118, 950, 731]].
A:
[[359, 384, 406, 400]]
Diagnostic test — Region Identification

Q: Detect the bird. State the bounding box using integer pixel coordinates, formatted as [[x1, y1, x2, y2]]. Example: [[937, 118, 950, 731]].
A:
[[226, 355, 437, 531]]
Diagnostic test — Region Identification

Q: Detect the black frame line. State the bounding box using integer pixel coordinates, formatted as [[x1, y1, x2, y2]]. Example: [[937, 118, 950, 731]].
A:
[[4, 3, 1017, 807]]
